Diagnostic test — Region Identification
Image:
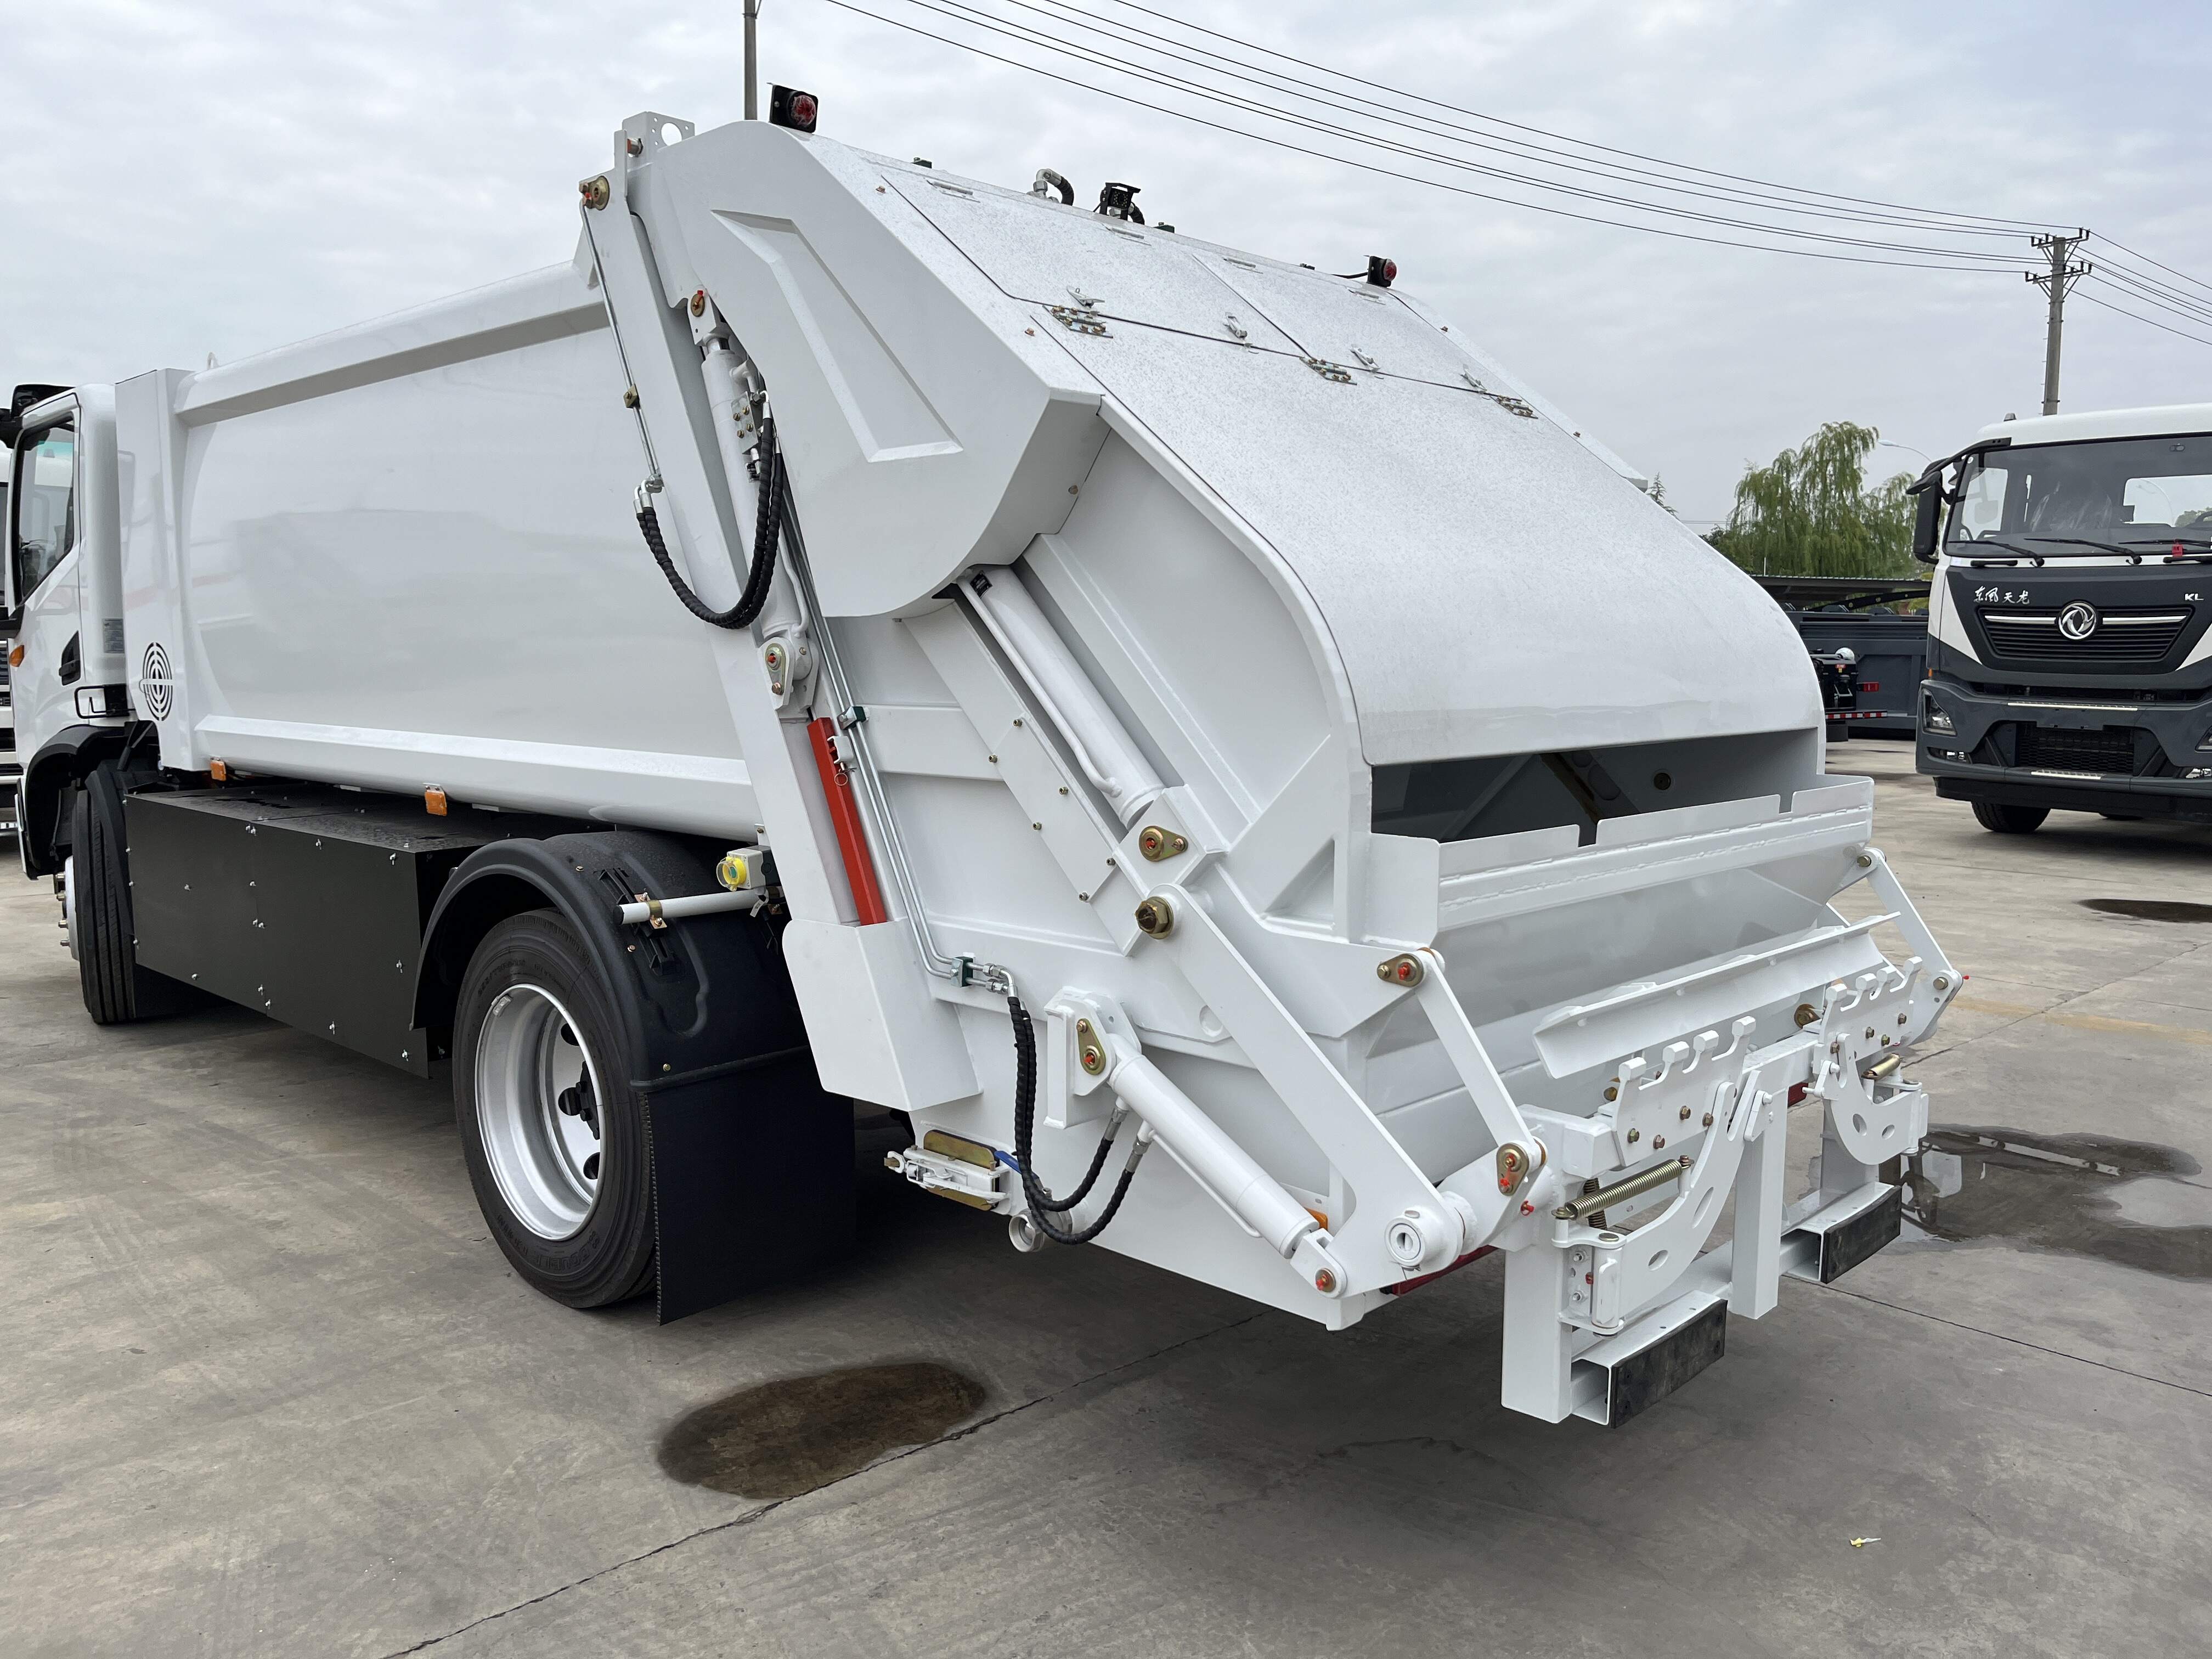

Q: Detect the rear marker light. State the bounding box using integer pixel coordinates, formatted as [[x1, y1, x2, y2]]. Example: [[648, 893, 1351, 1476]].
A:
[[769, 85, 818, 133]]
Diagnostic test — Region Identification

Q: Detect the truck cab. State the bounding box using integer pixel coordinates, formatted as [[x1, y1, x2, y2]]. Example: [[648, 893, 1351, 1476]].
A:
[[2, 382, 79, 825], [3, 383, 131, 861], [1916, 404, 2212, 831]]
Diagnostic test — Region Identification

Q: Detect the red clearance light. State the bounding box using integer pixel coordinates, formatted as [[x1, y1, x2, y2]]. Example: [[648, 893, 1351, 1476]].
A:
[[770, 84, 818, 133], [1368, 255, 1397, 287]]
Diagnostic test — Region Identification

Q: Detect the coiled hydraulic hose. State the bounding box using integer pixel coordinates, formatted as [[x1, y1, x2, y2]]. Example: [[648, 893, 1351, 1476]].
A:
[[1008, 996, 1147, 1245], [637, 416, 785, 630]]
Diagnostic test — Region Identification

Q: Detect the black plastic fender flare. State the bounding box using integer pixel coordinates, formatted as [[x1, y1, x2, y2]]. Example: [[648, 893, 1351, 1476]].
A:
[[18, 724, 130, 878], [414, 829, 853, 1320]]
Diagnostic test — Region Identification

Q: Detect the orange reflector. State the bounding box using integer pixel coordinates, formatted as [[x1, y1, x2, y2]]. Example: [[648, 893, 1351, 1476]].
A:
[[208, 759, 228, 782], [424, 787, 448, 817], [1304, 1206, 1329, 1229], [7, 643, 22, 668]]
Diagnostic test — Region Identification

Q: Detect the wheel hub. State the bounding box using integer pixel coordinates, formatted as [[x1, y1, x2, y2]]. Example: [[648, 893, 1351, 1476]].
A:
[[475, 984, 606, 1240]]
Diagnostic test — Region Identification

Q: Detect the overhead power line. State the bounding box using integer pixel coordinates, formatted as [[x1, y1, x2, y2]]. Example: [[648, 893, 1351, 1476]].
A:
[[2072, 287, 2212, 350], [817, 0, 2212, 356], [2081, 255, 2212, 325], [820, 0, 2034, 270], [978, 0, 2036, 240], [2089, 233, 2212, 302], [866, 0, 2035, 261], [1079, 0, 2070, 235]]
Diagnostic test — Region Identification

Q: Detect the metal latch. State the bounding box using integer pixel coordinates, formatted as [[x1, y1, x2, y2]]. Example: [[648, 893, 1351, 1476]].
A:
[[1048, 306, 1110, 337], [1303, 357, 1354, 383], [885, 1131, 1008, 1210]]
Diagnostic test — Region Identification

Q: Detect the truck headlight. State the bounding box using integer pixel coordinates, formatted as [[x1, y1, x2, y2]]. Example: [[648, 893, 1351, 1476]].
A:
[[1924, 703, 1955, 735]]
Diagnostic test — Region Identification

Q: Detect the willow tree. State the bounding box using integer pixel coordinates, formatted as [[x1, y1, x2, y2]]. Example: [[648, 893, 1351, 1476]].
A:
[[1706, 421, 1917, 578]]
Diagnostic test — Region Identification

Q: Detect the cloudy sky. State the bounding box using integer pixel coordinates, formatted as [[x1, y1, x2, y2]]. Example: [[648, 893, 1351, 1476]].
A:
[[5, 0, 2208, 526]]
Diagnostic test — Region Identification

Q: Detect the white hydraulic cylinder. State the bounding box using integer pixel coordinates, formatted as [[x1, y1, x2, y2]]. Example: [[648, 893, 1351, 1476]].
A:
[[1109, 1050, 1316, 1257], [966, 572, 1165, 821]]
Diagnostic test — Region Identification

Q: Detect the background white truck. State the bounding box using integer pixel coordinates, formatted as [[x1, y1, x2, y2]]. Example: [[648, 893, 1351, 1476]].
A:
[[5, 104, 1955, 1426], [1910, 404, 2212, 830]]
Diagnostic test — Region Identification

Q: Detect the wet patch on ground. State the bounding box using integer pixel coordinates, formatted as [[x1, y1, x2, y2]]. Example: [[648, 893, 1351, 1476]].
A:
[[657, 1362, 988, 1500], [2079, 898, 2212, 924], [1900, 1126, 2211, 1281]]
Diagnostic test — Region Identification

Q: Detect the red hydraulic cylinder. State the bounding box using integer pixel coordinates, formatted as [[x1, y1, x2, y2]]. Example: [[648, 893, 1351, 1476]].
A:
[[807, 716, 889, 926]]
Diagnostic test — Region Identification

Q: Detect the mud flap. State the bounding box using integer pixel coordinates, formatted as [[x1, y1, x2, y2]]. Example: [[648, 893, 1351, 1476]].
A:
[[1571, 1292, 1728, 1426], [420, 830, 857, 1324], [1784, 1182, 1901, 1285], [643, 1048, 855, 1324]]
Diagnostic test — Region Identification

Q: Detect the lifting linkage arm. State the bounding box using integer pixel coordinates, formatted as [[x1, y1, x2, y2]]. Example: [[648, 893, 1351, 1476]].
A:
[[1107, 889, 1558, 1296], [577, 167, 1013, 997], [1049, 993, 1351, 1289]]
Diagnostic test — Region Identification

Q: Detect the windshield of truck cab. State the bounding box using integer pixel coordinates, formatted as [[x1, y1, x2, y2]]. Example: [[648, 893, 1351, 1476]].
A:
[[9, 417, 77, 603], [1949, 432, 2212, 550]]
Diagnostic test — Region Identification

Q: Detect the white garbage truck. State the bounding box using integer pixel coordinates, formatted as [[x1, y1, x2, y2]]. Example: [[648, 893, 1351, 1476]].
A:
[[5, 103, 1956, 1425]]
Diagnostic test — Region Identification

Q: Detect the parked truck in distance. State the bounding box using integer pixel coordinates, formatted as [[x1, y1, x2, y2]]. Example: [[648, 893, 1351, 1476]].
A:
[[1912, 405, 2212, 832], [7, 105, 1955, 1427]]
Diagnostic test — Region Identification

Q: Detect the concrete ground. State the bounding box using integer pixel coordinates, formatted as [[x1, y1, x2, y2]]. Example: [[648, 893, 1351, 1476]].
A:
[[4, 741, 2208, 1658]]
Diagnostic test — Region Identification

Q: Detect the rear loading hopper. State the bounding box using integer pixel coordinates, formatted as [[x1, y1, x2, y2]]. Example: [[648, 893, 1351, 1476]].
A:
[[14, 110, 1954, 1424]]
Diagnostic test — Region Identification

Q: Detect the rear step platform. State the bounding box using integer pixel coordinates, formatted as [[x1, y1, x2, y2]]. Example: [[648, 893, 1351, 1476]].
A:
[[1571, 1292, 1728, 1426], [1784, 1182, 1903, 1285]]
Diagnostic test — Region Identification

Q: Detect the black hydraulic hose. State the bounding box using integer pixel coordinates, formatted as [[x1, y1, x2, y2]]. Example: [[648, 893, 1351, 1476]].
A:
[[637, 416, 785, 630], [1008, 996, 1143, 1245]]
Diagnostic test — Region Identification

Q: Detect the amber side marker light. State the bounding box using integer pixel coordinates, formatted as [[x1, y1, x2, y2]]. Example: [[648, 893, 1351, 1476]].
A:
[[7, 643, 22, 669], [208, 759, 228, 782], [424, 787, 449, 817]]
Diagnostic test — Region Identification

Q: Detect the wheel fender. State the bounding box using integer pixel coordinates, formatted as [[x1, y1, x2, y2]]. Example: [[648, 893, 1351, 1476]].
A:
[[18, 724, 128, 878], [416, 830, 852, 1321]]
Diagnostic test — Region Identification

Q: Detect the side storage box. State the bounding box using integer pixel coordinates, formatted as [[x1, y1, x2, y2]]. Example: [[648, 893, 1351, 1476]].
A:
[[128, 787, 493, 1075]]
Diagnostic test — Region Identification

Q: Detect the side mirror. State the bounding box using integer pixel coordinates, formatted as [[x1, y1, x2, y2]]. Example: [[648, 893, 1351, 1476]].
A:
[[1910, 478, 1943, 565], [2, 382, 69, 451]]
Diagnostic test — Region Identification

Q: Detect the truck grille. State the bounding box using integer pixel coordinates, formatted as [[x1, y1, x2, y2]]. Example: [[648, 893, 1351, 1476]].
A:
[[2014, 724, 2135, 774], [1979, 606, 2192, 663]]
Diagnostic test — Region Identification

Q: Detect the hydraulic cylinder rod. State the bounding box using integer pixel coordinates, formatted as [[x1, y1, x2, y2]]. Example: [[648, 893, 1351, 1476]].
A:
[[1108, 1050, 1316, 1257], [964, 571, 1166, 821]]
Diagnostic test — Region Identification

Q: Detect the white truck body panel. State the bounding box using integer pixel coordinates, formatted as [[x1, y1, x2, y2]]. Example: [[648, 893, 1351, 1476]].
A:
[[14, 113, 1954, 1423], [117, 268, 757, 834]]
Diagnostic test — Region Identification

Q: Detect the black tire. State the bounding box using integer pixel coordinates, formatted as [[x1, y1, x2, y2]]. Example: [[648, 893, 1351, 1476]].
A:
[[70, 771, 198, 1024], [1971, 800, 2049, 834], [454, 909, 656, 1309]]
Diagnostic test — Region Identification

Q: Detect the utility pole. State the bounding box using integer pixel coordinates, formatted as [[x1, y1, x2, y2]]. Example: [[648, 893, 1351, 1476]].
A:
[[2027, 230, 2090, 417], [744, 0, 763, 120]]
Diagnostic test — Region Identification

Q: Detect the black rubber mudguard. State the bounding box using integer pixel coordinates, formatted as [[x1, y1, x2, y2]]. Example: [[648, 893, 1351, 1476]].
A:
[[419, 831, 853, 1322]]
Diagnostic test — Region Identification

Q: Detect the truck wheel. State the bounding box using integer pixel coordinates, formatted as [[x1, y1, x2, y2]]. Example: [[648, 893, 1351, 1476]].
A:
[[454, 910, 656, 1308], [1971, 801, 2048, 834], [69, 775, 198, 1025]]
